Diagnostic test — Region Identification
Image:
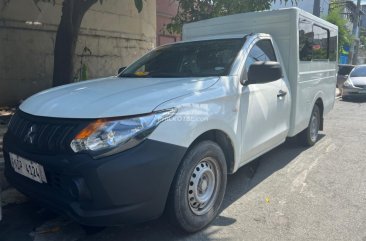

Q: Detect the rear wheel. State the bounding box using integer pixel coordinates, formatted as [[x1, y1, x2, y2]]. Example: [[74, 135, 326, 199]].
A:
[[299, 104, 321, 146], [167, 141, 227, 233]]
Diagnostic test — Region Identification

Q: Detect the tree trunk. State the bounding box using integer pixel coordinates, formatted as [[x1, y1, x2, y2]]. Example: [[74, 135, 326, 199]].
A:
[[52, 0, 97, 87]]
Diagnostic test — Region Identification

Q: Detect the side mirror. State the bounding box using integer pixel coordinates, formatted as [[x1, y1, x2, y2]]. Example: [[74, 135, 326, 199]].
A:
[[118, 67, 126, 75], [245, 61, 283, 85]]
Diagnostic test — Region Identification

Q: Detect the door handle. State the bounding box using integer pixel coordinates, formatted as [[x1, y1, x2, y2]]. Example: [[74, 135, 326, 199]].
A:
[[277, 90, 287, 98]]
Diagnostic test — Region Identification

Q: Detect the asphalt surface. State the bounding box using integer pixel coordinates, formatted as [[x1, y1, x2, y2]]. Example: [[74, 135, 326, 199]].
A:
[[1, 99, 366, 241]]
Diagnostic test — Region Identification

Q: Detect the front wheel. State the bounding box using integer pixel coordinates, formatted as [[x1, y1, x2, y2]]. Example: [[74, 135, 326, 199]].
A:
[[299, 104, 321, 146], [167, 141, 227, 233]]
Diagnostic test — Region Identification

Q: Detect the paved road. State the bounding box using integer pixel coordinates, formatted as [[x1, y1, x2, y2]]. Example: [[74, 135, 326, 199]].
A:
[[1, 99, 366, 241]]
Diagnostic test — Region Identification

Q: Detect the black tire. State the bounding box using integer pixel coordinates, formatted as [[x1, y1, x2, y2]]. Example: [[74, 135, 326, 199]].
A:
[[341, 89, 350, 101], [298, 104, 321, 147], [167, 141, 227, 233]]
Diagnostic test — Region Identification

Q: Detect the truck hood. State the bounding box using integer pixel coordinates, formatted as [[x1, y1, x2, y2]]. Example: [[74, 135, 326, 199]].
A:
[[20, 76, 219, 118]]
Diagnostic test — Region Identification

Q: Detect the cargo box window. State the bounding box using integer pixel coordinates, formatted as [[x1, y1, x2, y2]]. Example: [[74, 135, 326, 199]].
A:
[[329, 29, 337, 61], [299, 18, 332, 61], [312, 25, 329, 60], [299, 18, 313, 61]]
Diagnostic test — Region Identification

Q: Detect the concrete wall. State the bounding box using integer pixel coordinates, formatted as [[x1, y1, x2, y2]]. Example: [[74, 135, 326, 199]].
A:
[[0, 0, 156, 106]]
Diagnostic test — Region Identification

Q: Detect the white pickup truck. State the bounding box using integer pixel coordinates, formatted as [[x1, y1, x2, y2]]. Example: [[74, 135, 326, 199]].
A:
[[3, 8, 337, 232]]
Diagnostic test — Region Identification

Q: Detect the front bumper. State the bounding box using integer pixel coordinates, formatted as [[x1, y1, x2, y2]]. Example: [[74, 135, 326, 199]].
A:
[[3, 133, 187, 226], [342, 87, 366, 98]]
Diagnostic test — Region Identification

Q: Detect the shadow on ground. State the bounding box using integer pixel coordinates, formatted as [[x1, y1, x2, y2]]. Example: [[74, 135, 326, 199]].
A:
[[341, 97, 366, 103], [0, 136, 321, 241]]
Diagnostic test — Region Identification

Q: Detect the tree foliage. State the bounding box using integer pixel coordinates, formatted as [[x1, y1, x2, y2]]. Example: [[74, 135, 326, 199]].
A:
[[325, 6, 352, 54], [167, 0, 297, 34]]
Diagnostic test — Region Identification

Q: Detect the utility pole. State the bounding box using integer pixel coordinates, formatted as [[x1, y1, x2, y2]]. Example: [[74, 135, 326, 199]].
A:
[[313, 0, 321, 17], [350, 0, 362, 65]]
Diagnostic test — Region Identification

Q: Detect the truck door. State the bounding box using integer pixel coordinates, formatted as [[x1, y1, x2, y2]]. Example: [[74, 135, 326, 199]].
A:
[[239, 38, 289, 163]]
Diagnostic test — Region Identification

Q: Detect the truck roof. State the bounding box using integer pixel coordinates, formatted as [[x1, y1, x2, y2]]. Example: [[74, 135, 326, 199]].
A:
[[179, 34, 247, 42], [182, 7, 337, 41], [157, 34, 248, 48]]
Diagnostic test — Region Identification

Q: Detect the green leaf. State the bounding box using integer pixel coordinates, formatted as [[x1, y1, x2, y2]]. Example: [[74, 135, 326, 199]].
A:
[[326, 6, 353, 54], [134, 0, 143, 13]]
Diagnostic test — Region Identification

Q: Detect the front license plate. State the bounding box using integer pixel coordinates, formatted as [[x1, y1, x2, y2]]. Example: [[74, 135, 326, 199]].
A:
[[9, 153, 47, 183]]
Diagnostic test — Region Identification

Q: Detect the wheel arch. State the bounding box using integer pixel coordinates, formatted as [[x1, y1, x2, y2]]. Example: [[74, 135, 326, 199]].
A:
[[309, 90, 325, 131], [186, 129, 236, 174], [314, 97, 324, 131]]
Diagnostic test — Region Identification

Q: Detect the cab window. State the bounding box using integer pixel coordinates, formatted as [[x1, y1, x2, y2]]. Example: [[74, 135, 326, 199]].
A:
[[242, 39, 277, 79]]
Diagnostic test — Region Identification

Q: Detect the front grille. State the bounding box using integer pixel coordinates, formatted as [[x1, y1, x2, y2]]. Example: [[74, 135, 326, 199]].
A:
[[354, 84, 366, 89], [7, 111, 88, 155]]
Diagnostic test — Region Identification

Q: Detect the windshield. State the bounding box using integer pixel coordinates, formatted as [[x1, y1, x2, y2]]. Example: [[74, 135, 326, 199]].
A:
[[338, 65, 354, 75], [350, 66, 366, 77], [119, 38, 244, 78]]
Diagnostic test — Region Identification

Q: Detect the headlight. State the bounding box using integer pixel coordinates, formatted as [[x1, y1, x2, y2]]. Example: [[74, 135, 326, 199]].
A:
[[70, 108, 177, 158], [343, 78, 354, 88]]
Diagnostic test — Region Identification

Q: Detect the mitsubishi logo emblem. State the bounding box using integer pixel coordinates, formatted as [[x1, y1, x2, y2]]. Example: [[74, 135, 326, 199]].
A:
[[24, 125, 37, 144]]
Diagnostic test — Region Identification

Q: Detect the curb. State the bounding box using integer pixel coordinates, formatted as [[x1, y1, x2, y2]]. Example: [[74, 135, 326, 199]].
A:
[[335, 88, 342, 100], [0, 158, 9, 190], [1, 188, 27, 208], [0, 124, 7, 190]]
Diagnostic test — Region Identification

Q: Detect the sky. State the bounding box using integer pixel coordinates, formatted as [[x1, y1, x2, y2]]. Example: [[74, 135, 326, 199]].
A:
[[271, 0, 328, 16], [272, 0, 366, 16]]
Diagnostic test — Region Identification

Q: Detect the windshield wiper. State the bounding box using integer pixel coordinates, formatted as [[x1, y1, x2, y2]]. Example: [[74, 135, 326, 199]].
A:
[[120, 72, 217, 78], [119, 73, 140, 78], [146, 72, 189, 77]]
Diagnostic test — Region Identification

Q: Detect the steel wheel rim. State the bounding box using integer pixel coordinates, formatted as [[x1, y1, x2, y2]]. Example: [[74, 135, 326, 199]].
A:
[[188, 157, 220, 215], [310, 111, 319, 142]]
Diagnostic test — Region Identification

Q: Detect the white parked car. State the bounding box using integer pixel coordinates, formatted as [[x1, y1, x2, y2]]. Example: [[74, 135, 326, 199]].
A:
[[342, 65, 366, 100], [3, 8, 337, 232]]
